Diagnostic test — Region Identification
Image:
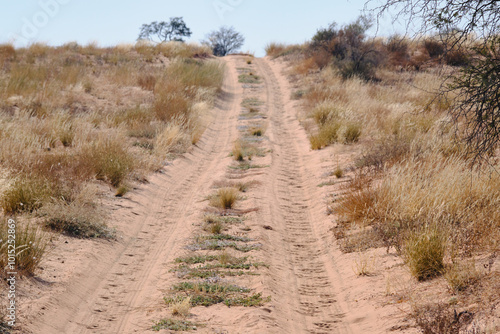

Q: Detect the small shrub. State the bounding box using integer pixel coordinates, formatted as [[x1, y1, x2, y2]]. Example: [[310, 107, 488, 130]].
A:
[[310, 122, 341, 150], [445, 47, 469, 66], [251, 128, 262, 136], [205, 221, 224, 234], [353, 252, 376, 276], [404, 228, 446, 281], [152, 319, 198, 332], [412, 302, 462, 334], [423, 39, 445, 58], [115, 184, 129, 197], [386, 35, 409, 66], [333, 166, 343, 178]]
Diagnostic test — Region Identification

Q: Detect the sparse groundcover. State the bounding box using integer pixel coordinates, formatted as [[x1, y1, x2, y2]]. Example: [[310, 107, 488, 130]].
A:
[[238, 73, 262, 84], [152, 318, 201, 332], [231, 140, 266, 161], [40, 200, 115, 239], [187, 238, 261, 253], [241, 97, 264, 111], [228, 162, 269, 170], [165, 281, 269, 307]]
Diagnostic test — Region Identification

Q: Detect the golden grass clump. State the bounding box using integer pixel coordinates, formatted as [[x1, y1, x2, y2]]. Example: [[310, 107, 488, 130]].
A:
[[403, 227, 446, 281], [0, 218, 48, 277], [210, 187, 240, 209], [1, 175, 54, 214], [171, 296, 191, 317], [232, 140, 244, 161], [80, 135, 135, 187]]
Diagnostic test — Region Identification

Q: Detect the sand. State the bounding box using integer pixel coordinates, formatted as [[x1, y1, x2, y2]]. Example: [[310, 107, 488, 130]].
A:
[[17, 56, 419, 333]]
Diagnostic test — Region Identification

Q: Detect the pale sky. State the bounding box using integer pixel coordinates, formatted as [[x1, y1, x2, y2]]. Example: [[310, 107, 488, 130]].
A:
[[0, 0, 401, 56]]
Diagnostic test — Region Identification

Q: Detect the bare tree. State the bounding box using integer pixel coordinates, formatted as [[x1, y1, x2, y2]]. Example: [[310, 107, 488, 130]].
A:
[[138, 17, 192, 43], [369, 0, 500, 160], [202, 26, 245, 56]]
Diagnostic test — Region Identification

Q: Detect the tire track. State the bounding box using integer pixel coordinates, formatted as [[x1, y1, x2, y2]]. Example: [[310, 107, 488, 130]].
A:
[[255, 58, 352, 334]]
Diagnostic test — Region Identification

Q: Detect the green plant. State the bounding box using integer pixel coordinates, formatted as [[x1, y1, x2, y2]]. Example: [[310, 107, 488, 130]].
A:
[[152, 319, 199, 332], [115, 184, 129, 197], [404, 228, 446, 281]]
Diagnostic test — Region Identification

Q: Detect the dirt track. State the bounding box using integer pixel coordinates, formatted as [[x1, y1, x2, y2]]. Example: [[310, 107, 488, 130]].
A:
[[25, 56, 371, 333]]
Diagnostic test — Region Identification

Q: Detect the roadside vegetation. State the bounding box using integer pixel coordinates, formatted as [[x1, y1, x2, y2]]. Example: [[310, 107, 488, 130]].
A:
[[268, 15, 499, 332], [0, 41, 223, 278]]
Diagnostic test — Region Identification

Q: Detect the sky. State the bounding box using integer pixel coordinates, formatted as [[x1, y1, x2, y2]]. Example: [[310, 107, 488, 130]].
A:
[[0, 0, 402, 56]]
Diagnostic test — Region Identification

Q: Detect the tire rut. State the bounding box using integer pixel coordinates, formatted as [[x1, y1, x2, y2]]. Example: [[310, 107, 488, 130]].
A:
[[255, 58, 352, 334]]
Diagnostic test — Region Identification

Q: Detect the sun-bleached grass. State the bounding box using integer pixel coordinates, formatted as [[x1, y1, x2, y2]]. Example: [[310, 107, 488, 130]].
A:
[[0, 218, 48, 278], [209, 187, 240, 210], [170, 296, 191, 317], [403, 227, 446, 281], [0, 43, 223, 247]]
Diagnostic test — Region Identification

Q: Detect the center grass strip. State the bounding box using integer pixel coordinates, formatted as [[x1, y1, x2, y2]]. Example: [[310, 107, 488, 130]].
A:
[[165, 282, 269, 307]]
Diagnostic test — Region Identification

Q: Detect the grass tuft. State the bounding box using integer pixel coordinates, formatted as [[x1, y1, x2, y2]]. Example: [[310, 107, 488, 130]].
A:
[[209, 187, 239, 209], [0, 219, 47, 278], [404, 228, 446, 281]]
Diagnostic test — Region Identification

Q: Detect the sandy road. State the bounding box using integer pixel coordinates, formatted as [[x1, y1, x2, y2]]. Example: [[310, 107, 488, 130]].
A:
[[26, 56, 353, 334]]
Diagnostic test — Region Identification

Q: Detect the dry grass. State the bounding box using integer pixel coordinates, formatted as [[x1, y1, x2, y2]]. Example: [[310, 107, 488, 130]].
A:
[[0, 43, 223, 271], [404, 227, 446, 281], [170, 296, 191, 317], [0, 218, 48, 278], [276, 35, 498, 333], [209, 188, 240, 210], [445, 261, 482, 293]]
